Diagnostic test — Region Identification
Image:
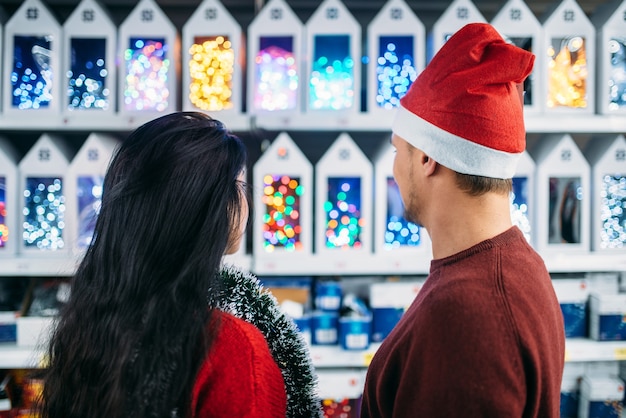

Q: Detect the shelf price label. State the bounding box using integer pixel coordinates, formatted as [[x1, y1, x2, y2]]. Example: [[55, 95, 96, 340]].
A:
[[363, 351, 375, 366], [614, 347, 626, 360]]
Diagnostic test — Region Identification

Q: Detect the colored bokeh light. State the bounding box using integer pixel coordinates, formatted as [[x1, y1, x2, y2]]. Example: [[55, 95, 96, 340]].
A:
[[0, 177, 8, 247], [309, 35, 354, 110], [11, 35, 53, 109], [262, 174, 303, 252], [188, 36, 234, 111], [124, 37, 170, 111], [547, 36, 587, 109], [23, 177, 65, 250], [324, 177, 362, 249], [600, 174, 626, 249], [511, 176, 531, 243], [67, 38, 109, 110], [254, 36, 298, 111], [376, 36, 417, 110], [384, 177, 420, 249], [608, 37, 626, 111], [76, 175, 104, 249]]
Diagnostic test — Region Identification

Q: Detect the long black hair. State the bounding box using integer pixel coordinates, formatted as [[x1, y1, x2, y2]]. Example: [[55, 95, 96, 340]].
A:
[[39, 112, 249, 418]]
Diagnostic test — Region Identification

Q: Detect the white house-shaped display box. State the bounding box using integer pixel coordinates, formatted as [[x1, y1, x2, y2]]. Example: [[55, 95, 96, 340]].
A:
[[428, 0, 486, 62], [2, 0, 62, 123], [531, 134, 590, 255], [366, 0, 425, 120], [592, 0, 626, 115], [61, 0, 116, 123], [118, 0, 178, 126], [491, 0, 543, 114], [584, 134, 626, 252], [511, 151, 536, 246], [540, 0, 595, 114], [252, 133, 313, 273], [315, 134, 373, 267], [18, 134, 73, 256], [0, 138, 19, 257], [304, 0, 361, 121], [182, 0, 247, 129], [65, 133, 118, 258], [247, 0, 303, 118], [373, 141, 430, 270]]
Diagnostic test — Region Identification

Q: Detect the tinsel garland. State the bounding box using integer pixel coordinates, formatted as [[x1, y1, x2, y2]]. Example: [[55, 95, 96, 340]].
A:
[[209, 265, 322, 418]]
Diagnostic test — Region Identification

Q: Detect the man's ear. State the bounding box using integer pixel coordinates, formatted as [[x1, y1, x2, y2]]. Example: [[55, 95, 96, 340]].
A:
[[422, 153, 437, 176]]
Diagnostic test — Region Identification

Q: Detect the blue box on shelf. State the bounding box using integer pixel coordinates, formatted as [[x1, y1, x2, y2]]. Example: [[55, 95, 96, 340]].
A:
[[338, 316, 371, 350], [310, 311, 338, 345]]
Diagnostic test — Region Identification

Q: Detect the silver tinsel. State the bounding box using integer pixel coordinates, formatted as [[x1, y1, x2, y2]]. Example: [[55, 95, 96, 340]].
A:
[[209, 265, 322, 418]]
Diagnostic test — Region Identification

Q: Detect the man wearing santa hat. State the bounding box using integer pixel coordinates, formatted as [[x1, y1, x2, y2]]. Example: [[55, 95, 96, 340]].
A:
[[361, 23, 565, 417]]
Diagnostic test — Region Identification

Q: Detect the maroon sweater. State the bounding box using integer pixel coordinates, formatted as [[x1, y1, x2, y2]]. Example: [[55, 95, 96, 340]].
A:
[[361, 227, 565, 418]]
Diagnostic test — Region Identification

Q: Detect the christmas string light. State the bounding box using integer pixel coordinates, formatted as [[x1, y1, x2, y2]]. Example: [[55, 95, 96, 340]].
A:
[[11, 35, 53, 109], [254, 36, 298, 111], [608, 37, 626, 111], [600, 174, 626, 249], [124, 37, 170, 111], [309, 35, 354, 110], [376, 36, 417, 110], [67, 38, 109, 110], [547, 36, 587, 109], [262, 174, 303, 252], [511, 176, 531, 243], [0, 178, 8, 247], [188, 36, 234, 111], [385, 177, 420, 249], [76, 175, 103, 248], [324, 177, 363, 249], [23, 177, 65, 250]]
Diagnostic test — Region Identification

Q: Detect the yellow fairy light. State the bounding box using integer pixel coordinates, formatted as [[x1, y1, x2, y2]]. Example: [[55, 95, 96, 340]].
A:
[[188, 36, 235, 111], [547, 36, 587, 108]]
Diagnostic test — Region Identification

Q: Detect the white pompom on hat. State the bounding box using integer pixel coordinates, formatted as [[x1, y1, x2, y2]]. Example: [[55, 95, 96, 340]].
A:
[[392, 23, 535, 179]]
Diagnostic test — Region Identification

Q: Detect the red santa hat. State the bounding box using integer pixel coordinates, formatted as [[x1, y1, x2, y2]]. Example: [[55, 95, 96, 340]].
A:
[[392, 23, 535, 179]]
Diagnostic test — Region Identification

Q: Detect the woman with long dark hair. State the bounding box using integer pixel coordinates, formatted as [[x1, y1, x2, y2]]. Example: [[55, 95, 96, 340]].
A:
[[38, 112, 320, 418]]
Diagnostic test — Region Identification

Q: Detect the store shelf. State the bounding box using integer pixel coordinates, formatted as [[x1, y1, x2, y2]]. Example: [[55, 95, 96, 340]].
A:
[[2, 338, 624, 370], [0, 344, 43, 369], [1, 114, 626, 134], [1, 251, 624, 277]]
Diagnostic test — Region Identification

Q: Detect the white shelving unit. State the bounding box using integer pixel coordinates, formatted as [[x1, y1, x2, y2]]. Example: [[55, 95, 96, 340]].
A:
[[2, 338, 625, 370]]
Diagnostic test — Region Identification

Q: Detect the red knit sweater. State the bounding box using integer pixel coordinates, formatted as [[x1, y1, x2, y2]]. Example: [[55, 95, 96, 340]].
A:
[[361, 227, 565, 417], [191, 310, 287, 417]]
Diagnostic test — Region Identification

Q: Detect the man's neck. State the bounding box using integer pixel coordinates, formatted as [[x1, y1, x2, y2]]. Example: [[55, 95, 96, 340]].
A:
[[426, 190, 513, 260]]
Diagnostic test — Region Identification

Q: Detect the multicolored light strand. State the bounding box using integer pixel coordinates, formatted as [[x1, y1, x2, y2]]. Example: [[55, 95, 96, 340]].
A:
[[76, 175, 103, 249], [385, 177, 420, 249], [67, 38, 109, 110], [23, 177, 65, 250], [0, 178, 8, 248], [309, 35, 354, 110], [324, 177, 362, 249], [608, 37, 626, 111], [511, 176, 531, 243], [600, 174, 626, 249], [547, 36, 587, 109], [254, 36, 298, 111], [11, 35, 53, 109], [188, 36, 234, 111], [262, 174, 303, 252], [124, 38, 170, 111], [376, 36, 417, 110]]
